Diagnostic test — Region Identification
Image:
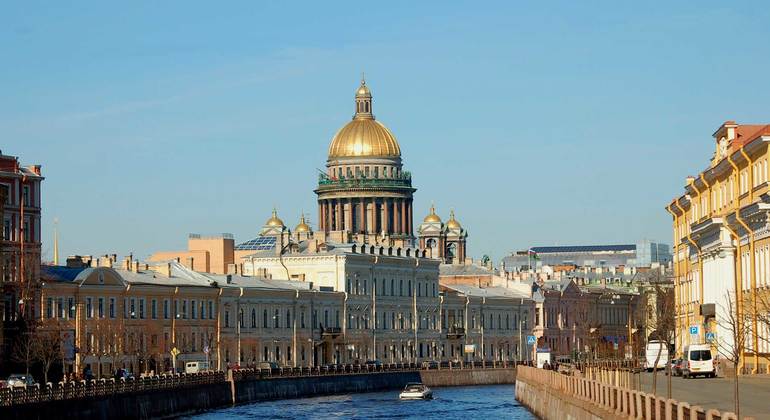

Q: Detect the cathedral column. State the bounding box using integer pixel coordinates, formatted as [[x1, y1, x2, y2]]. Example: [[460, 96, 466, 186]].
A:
[[319, 202, 325, 231], [327, 200, 333, 231], [394, 199, 401, 235], [383, 198, 390, 235], [335, 200, 342, 231], [367, 199, 375, 233], [407, 199, 413, 236], [344, 198, 352, 231], [359, 198, 366, 233], [401, 198, 409, 234]]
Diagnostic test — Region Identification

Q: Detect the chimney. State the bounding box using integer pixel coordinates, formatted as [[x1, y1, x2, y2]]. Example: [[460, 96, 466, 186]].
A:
[[123, 256, 131, 271], [186, 256, 194, 270], [239, 263, 244, 274], [308, 239, 319, 253], [226, 274, 233, 284], [133, 260, 140, 273]]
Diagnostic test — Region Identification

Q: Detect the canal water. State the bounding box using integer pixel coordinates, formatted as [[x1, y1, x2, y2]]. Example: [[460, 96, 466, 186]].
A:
[[185, 384, 533, 419]]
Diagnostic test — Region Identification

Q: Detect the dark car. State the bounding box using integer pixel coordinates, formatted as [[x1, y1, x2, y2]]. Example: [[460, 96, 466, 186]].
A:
[[421, 360, 439, 369], [365, 360, 383, 368], [667, 358, 684, 376]]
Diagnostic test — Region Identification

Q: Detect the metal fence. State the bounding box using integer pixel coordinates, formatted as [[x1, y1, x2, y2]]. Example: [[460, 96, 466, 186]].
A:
[[0, 371, 226, 407]]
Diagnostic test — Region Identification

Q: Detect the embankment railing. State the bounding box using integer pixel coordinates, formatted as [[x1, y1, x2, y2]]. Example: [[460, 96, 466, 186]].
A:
[[516, 366, 752, 420]]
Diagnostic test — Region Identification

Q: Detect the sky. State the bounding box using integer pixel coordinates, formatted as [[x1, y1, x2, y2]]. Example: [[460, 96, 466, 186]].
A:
[[3, 1, 770, 264]]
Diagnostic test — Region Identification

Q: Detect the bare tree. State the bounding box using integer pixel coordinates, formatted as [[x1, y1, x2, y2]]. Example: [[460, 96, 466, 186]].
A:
[[11, 320, 37, 375], [94, 318, 126, 376], [648, 284, 675, 397], [33, 324, 63, 384], [716, 291, 752, 419]]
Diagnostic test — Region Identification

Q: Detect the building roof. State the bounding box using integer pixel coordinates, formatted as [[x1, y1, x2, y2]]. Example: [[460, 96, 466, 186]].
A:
[[442, 284, 531, 300], [439, 263, 493, 276], [530, 245, 635, 254], [41, 265, 91, 282]]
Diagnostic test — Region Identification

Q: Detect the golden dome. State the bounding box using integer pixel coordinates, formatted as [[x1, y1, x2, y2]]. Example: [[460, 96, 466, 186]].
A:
[[327, 79, 401, 159], [446, 210, 462, 229], [328, 119, 401, 158], [265, 208, 284, 227], [423, 205, 442, 223], [294, 214, 311, 233]]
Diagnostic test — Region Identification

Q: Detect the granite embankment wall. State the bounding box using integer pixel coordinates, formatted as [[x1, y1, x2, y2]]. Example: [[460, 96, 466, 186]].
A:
[[420, 368, 516, 387], [3, 381, 232, 420], [234, 371, 421, 403], [516, 374, 623, 420]]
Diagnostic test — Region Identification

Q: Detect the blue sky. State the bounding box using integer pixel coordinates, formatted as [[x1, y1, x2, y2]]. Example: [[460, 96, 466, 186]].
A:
[[3, 1, 770, 263]]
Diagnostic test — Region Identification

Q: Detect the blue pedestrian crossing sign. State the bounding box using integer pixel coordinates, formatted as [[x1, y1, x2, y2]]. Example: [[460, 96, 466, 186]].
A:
[[527, 335, 536, 345], [705, 332, 715, 342], [689, 326, 699, 335]]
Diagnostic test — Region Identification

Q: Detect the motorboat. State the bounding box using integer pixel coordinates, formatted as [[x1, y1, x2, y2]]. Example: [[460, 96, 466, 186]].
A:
[[399, 382, 433, 400]]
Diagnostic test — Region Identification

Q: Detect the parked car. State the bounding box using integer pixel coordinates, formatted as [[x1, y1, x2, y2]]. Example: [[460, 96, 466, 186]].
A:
[[7, 374, 35, 388], [365, 360, 383, 368], [682, 344, 715, 378], [257, 361, 280, 370], [421, 360, 439, 369]]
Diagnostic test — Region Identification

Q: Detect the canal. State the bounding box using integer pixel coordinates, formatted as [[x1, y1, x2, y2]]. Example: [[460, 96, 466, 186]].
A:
[[185, 384, 533, 419]]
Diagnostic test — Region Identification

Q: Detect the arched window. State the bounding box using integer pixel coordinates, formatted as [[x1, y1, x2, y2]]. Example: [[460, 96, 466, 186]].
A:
[[286, 310, 291, 328], [251, 309, 256, 328], [274, 309, 279, 328]]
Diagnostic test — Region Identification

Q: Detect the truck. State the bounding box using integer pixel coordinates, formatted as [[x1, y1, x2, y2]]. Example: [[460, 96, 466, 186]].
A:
[[644, 340, 669, 371]]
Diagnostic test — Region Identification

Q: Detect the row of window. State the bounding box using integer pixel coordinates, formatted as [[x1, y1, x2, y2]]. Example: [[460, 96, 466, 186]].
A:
[[346, 277, 437, 298], [45, 296, 216, 321], [332, 165, 402, 180]]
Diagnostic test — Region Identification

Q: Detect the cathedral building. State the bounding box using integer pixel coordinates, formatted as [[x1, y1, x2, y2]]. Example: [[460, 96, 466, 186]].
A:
[[315, 78, 416, 248]]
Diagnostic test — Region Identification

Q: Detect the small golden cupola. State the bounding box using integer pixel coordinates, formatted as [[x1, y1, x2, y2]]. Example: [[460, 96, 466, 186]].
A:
[[445, 210, 462, 229], [265, 208, 285, 227], [294, 214, 311, 233], [423, 204, 442, 224]]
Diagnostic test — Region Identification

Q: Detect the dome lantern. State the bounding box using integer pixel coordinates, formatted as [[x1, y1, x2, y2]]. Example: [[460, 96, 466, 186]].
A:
[[446, 209, 462, 229], [265, 208, 285, 228], [294, 213, 311, 233], [354, 74, 373, 120]]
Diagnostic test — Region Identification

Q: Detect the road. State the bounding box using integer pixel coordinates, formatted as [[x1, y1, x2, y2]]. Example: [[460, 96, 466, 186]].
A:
[[637, 371, 770, 420]]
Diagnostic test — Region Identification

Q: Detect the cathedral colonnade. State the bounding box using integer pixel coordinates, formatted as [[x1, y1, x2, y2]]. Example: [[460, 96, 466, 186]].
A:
[[317, 197, 413, 236]]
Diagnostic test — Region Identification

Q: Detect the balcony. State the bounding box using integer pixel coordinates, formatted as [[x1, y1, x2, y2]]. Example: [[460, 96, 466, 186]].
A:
[[321, 327, 342, 337], [316, 173, 413, 191], [445, 326, 465, 339]]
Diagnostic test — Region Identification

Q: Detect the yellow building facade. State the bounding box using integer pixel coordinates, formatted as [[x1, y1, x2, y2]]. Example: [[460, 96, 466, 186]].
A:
[[667, 121, 770, 374]]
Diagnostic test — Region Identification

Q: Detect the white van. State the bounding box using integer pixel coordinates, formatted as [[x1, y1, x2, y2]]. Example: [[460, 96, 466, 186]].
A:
[[185, 361, 209, 374], [682, 344, 714, 378], [644, 340, 669, 371]]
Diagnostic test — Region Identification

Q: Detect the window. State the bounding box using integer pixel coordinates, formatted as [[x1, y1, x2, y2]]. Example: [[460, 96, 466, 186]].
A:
[[46, 297, 53, 318], [274, 309, 279, 328], [86, 297, 92, 319], [3, 218, 10, 240], [263, 309, 268, 328], [301, 311, 306, 328], [182, 300, 188, 319], [98, 297, 104, 318], [191, 300, 197, 319], [286, 309, 291, 328], [68, 297, 75, 319], [200, 301, 205, 319], [164, 299, 169, 319], [224, 310, 230, 328], [209, 301, 214, 319], [251, 309, 256, 328], [139, 299, 145, 319], [22, 185, 30, 207], [130, 298, 136, 318]]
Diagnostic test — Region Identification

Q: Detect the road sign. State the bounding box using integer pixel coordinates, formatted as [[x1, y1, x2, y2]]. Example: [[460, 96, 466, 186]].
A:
[[689, 326, 699, 335], [705, 332, 715, 342], [527, 335, 536, 345], [171, 347, 180, 357]]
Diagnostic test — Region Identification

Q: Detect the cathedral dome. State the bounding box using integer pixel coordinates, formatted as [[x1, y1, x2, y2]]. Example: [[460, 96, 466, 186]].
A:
[[265, 209, 284, 227], [423, 205, 442, 223], [446, 210, 462, 229], [327, 79, 401, 159]]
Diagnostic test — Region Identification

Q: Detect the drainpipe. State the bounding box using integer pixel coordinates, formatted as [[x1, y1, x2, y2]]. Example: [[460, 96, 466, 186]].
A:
[[372, 256, 378, 361], [675, 199, 701, 349], [665, 203, 682, 357], [738, 147, 760, 374], [726, 154, 747, 373]]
